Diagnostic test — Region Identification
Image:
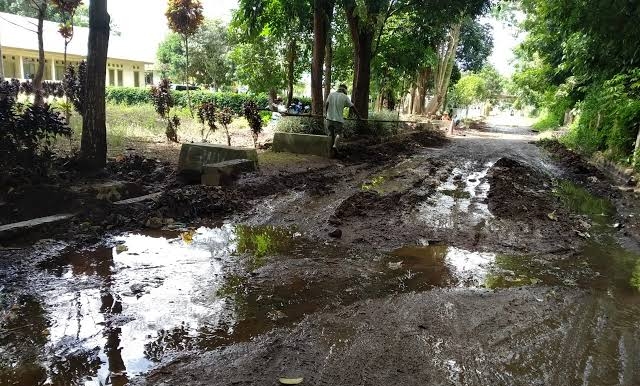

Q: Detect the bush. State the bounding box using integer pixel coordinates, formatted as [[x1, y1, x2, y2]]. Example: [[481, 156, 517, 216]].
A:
[[104, 87, 274, 116], [562, 69, 640, 164], [275, 116, 325, 135], [150, 79, 180, 142], [243, 100, 262, 148], [106, 86, 151, 105], [0, 81, 72, 172], [346, 110, 400, 138]]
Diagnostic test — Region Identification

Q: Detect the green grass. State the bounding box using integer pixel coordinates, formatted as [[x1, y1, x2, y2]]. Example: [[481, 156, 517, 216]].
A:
[[58, 104, 253, 154]]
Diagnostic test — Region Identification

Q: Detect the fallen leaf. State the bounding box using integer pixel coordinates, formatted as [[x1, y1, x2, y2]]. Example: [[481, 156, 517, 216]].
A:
[[547, 211, 558, 221], [279, 377, 303, 385], [115, 244, 128, 254], [181, 230, 195, 244]]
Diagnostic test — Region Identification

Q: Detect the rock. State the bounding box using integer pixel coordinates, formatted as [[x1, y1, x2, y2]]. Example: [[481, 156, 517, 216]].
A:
[[145, 217, 163, 229], [624, 168, 634, 177], [328, 228, 342, 238], [130, 283, 145, 295], [328, 215, 342, 226], [587, 176, 599, 183]]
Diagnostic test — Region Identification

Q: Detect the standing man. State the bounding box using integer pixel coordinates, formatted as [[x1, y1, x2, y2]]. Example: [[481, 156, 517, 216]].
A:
[[325, 84, 362, 155]]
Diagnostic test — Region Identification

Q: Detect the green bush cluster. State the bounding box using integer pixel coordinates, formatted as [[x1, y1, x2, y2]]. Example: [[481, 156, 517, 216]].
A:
[[105, 87, 270, 116], [275, 109, 400, 139], [562, 69, 640, 165]]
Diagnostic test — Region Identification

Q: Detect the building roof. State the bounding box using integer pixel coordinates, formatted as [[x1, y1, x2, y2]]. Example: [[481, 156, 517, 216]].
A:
[[0, 12, 153, 63]]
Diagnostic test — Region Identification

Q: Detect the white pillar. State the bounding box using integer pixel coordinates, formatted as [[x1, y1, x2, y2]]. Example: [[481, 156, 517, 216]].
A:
[[18, 55, 24, 79], [50, 58, 56, 81]]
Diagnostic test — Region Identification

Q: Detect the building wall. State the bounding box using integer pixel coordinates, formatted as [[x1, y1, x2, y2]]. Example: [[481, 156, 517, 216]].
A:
[[1, 47, 148, 87]]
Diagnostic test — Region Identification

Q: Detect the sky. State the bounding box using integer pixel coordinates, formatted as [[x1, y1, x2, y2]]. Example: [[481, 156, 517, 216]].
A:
[[106, 0, 520, 75]]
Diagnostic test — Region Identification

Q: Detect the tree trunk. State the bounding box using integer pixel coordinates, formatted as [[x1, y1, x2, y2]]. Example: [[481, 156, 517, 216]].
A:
[[426, 23, 462, 115], [184, 35, 193, 117], [409, 84, 416, 114], [412, 68, 431, 115], [79, 0, 110, 170], [345, 7, 374, 119], [33, 3, 46, 106], [323, 13, 334, 105], [0, 31, 4, 79], [268, 88, 278, 112], [312, 0, 332, 115], [63, 40, 70, 123], [286, 40, 296, 107]]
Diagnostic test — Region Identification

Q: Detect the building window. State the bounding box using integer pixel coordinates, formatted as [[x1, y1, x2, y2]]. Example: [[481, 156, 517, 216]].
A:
[[133, 71, 140, 87], [117, 69, 123, 86], [109, 69, 115, 86], [55, 65, 65, 81], [145, 71, 154, 86], [2, 56, 16, 78], [23, 61, 37, 79]]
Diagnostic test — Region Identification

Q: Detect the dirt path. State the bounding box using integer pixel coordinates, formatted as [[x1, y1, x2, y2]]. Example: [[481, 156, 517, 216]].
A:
[[2, 124, 640, 386]]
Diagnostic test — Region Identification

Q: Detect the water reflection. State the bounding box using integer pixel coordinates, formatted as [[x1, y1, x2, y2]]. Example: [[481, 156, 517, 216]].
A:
[[7, 218, 640, 385]]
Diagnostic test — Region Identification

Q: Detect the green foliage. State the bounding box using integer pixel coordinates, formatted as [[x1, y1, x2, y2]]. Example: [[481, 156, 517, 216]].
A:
[[103, 87, 269, 116], [457, 18, 494, 72], [157, 33, 187, 81], [106, 86, 151, 105], [275, 116, 325, 135], [450, 73, 487, 107], [563, 70, 640, 163], [157, 20, 234, 89], [0, 0, 89, 26], [229, 35, 286, 94]]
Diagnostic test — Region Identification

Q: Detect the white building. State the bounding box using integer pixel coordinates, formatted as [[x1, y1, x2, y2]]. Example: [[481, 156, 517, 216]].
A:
[[0, 12, 153, 87]]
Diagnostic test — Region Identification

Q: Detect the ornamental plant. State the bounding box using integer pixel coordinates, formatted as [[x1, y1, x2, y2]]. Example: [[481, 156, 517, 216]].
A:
[[217, 107, 234, 146], [150, 78, 181, 142], [197, 101, 217, 140], [243, 101, 262, 148]]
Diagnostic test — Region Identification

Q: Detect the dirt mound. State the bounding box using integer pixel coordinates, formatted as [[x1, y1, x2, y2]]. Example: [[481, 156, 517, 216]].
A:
[[106, 154, 175, 185], [487, 158, 559, 220], [537, 139, 604, 177], [338, 130, 447, 164], [334, 191, 403, 219]]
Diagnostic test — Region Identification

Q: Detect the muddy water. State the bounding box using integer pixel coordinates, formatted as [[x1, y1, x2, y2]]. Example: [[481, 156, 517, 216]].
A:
[[4, 164, 640, 385]]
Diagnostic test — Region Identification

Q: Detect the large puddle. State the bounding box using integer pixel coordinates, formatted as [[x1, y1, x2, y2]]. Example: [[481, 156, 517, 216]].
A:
[[3, 175, 640, 384]]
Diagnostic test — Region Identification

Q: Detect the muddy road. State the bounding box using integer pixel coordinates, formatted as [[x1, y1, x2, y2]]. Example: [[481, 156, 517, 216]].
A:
[[2, 124, 640, 386]]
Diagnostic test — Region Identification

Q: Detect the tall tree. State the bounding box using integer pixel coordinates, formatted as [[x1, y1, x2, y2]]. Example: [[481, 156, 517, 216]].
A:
[[52, 0, 83, 123], [235, 0, 312, 107], [311, 0, 334, 115], [165, 0, 204, 116], [0, 0, 89, 25], [79, 0, 109, 169], [189, 19, 234, 90]]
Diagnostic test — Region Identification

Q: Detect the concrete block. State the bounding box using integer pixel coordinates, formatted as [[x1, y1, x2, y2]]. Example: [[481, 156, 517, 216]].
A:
[[201, 159, 257, 186], [273, 132, 332, 158], [178, 143, 259, 182], [0, 214, 74, 241]]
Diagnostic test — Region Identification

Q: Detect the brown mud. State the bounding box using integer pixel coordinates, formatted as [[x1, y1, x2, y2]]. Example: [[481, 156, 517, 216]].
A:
[[2, 125, 640, 386]]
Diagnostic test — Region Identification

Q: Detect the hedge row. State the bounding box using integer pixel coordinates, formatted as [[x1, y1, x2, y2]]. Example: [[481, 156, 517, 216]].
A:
[[105, 87, 310, 115]]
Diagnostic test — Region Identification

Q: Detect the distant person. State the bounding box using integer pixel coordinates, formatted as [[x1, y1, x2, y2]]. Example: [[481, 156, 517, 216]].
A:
[[325, 84, 362, 154]]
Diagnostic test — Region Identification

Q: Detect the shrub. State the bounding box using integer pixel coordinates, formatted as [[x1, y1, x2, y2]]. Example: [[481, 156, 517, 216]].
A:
[[63, 61, 86, 117], [150, 79, 180, 142], [197, 102, 218, 140], [106, 86, 151, 105], [562, 69, 640, 165], [275, 116, 325, 135], [217, 107, 234, 146], [346, 110, 399, 138], [0, 81, 72, 173], [243, 101, 262, 148]]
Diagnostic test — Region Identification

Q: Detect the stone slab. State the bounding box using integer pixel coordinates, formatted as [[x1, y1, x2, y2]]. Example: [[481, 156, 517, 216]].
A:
[[272, 132, 332, 158], [114, 192, 162, 205], [178, 143, 258, 182], [201, 159, 256, 186], [0, 214, 75, 240]]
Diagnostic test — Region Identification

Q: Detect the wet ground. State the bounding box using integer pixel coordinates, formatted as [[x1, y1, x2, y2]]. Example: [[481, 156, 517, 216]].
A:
[[2, 124, 640, 386]]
